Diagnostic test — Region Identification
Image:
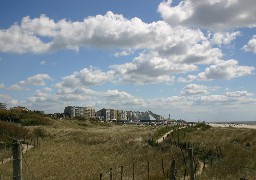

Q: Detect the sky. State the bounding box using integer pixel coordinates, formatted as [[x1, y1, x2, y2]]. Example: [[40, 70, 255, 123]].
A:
[[0, 0, 256, 122]]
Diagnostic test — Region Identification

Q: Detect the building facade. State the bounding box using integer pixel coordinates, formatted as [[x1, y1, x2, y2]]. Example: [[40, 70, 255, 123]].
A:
[[0, 103, 7, 110], [64, 106, 95, 119]]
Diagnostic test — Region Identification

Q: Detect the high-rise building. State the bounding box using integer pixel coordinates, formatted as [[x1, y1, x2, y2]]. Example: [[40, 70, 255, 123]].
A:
[[0, 103, 7, 110], [64, 106, 95, 119]]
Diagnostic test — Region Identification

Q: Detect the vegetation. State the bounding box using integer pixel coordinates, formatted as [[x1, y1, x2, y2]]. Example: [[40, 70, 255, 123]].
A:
[[160, 123, 256, 179], [0, 109, 51, 126], [1, 119, 256, 179]]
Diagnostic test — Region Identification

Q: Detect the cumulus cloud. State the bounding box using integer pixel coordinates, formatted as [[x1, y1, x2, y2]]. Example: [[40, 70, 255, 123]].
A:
[[111, 52, 198, 84], [0, 94, 18, 107], [99, 89, 146, 108], [243, 35, 256, 53], [25, 86, 145, 113], [0, 25, 50, 54], [210, 31, 240, 46], [0, 12, 223, 64], [181, 84, 208, 96], [114, 49, 134, 57], [225, 91, 253, 97], [158, 0, 256, 30], [56, 67, 114, 88], [8, 74, 53, 90], [197, 60, 255, 80], [181, 60, 255, 82]]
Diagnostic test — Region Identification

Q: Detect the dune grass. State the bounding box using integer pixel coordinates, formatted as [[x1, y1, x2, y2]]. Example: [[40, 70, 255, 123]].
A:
[[0, 119, 183, 179], [1, 120, 256, 179], [167, 125, 256, 179]]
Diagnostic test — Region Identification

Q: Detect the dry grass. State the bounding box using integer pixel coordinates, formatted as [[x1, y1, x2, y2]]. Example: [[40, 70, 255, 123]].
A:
[[0, 119, 182, 179], [172, 125, 256, 179], [2, 120, 256, 179]]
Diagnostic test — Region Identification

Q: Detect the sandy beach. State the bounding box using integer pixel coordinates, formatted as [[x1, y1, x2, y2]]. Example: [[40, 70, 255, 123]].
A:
[[208, 123, 256, 129]]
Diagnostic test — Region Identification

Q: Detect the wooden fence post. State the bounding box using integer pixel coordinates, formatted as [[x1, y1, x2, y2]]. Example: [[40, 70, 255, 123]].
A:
[[109, 168, 113, 180], [132, 163, 135, 180], [170, 159, 176, 180], [162, 158, 165, 176], [120, 166, 123, 180], [147, 160, 150, 179], [12, 140, 22, 180], [188, 148, 195, 180]]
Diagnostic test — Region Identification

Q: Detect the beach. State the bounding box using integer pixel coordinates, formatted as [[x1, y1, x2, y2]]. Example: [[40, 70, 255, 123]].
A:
[[208, 123, 256, 129]]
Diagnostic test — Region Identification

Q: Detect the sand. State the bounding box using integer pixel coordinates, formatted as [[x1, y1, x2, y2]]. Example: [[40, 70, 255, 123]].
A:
[[208, 123, 256, 129]]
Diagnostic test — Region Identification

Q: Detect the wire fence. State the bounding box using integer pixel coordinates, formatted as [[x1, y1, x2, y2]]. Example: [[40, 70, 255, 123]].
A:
[[0, 134, 255, 180]]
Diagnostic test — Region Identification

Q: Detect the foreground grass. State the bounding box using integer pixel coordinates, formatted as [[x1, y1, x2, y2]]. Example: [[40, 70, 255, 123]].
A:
[[1, 120, 181, 179], [168, 125, 256, 179], [2, 120, 256, 179]]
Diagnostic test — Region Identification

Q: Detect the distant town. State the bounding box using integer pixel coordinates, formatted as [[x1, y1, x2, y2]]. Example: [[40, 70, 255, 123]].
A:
[[0, 102, 168, 123]]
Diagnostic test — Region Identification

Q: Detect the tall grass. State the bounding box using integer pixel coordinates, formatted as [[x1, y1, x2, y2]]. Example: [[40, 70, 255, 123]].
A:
[[2, 120, 256, 179], [1, 121, 185, 179], [168, 125, 256, 179]]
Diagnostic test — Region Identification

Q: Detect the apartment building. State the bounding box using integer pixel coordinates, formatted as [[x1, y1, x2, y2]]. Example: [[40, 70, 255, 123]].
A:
[[0, 102, 7, 110], [97, 108, 111, 121], [83, 107, 95, 119], [64, 106, 95, 119]]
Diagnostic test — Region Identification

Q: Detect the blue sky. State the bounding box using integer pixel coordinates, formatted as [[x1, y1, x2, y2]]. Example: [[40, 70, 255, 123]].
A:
[[0, 0, 256, 122]]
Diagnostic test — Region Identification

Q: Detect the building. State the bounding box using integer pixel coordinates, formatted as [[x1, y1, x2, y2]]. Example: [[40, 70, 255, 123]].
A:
[[11, 106, 29, 111], [110, 109, 118, 120], [64, 106, 76, 118], [64, 106, 95, 119], [83, 107, 95, 119], [0, 103, 7, 110], [97, 108, 111, 121], [117, 110, 127, 120]]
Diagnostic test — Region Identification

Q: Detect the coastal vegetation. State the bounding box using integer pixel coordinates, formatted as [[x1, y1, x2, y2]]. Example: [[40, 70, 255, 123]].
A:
[[1, 116, 256, 179]]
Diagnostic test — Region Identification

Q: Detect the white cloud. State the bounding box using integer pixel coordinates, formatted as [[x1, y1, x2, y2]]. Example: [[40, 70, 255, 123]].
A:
[[225, 91, 253, 97], [8, 74, 53, 90], [25, 86, 145, 113], [243, 35, 256, 53], [99, 89, 146, 109], [111, 52, 198, 84], [0, 94, 18, 107], [210, 31, 240, 46], [198, 60, 254, 80], [0, 83, 5, 89], [56, 67, 114, 88], [40, 61, 47, 65], [181, 84, 208, 96], [114, 49, 134, 57], [0, 25, 50, 54], [158, 0, 256, 30], [0, 12, 222, 64], [181, 60, 255, 81]]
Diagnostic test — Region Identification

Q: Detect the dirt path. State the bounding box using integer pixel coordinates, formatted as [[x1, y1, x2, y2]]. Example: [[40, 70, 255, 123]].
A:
[[0, 144, 33, 165], [155, 126, 205, 179], [156, 130, 173, 143], [156, 126, 185, 144]]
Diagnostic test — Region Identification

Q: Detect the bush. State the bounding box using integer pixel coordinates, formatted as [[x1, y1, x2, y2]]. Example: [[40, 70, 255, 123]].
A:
[[0, 109, 51, 126], [0, 121, 29, 143]]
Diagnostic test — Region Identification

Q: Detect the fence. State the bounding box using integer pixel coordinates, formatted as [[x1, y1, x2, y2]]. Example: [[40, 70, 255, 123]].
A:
[[1, 138, 196, 180], [0, 132, 252, 180], [0, 137, 40, 180], [96, 149, 195, 180]]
